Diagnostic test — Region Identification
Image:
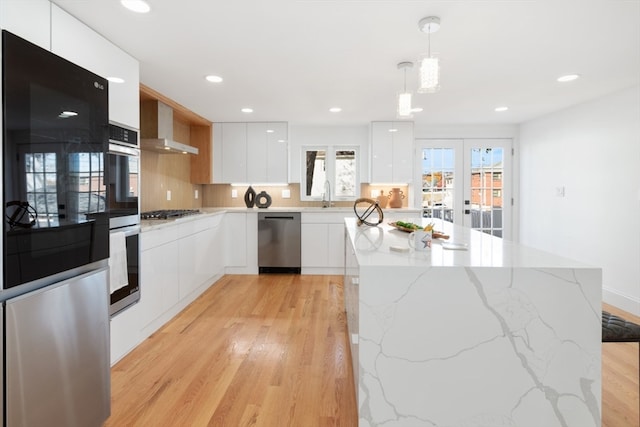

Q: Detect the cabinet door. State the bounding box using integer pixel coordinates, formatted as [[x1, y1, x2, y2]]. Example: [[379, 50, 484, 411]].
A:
[[391, 122, 414, 183], [247, 122, 269, 183], [50, 5, 140, 129], [327, 223, 345, 268], [370, 122, 394, 183], [267, 122, 288, 183], [0, 0, 50, 50], [221, 123, 248, 183], [301, 223, 328, 267], [213, 124, 223, 183], [370, 121, 413, 183], [224, 213, 247, 267], [140, 239, 179, 327], [178, 232, 199, 299]]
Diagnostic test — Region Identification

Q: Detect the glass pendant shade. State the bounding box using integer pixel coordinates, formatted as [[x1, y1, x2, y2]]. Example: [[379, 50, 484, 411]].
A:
[[418, 55, 440, 93], [397, 92, 413, 118]]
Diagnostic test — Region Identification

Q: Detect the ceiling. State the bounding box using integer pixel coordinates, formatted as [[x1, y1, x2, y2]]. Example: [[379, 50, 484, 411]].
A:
[[52, 0, 640, 128]]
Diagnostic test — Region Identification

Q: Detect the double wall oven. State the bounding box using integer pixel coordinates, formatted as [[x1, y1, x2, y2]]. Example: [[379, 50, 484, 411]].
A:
[[107, 123, 140, 316]]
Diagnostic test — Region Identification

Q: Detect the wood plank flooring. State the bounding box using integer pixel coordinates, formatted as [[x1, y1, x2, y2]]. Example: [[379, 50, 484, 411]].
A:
[[106, 274, 357, 427], [106, 275, 639, 427], [602, 303, 640, 427]]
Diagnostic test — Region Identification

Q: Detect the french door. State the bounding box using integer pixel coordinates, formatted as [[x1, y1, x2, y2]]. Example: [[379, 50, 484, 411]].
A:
[[414, 139, 512, 239]]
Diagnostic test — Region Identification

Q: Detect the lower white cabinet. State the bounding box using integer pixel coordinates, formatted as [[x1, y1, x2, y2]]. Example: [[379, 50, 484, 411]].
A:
[[301, 212, 347, 274], [223, 211, 258, 274], [111, 213, 224, 364], [140, 236, 179, 328]]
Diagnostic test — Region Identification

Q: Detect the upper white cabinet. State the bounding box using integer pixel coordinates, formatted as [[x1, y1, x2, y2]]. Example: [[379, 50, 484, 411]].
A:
[[370, 121, 414, 184], [218, 122, 248, 183], [214, 122, 288, 184], [50, 5, 140, 129], [247, 122, 288, 183], [0, 0, 51, 50]]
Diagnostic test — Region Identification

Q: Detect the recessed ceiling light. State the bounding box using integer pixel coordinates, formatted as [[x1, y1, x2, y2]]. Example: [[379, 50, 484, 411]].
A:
[[106, 76, 125, 83], [557, 74, 580, 82], [411, 107, 424, 113], [120, 0, 150, 13], [388, 128, 398, 133], [205, 75, 223, 83], [329, 107, 342, 113], [241, 108, 253, 113], [495, 106, 509, 112], [266, 129, 274, 133]]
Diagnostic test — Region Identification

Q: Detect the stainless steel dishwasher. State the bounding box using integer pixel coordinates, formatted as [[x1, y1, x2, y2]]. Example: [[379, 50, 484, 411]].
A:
[[258, 212, 301, 274]]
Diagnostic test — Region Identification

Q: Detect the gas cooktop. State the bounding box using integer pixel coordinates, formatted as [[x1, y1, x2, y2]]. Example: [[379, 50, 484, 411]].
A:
[[140, 209, 201, 220]]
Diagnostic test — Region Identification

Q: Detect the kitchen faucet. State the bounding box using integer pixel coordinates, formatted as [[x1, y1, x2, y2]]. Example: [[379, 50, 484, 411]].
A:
[[322, 180, 332, 208]]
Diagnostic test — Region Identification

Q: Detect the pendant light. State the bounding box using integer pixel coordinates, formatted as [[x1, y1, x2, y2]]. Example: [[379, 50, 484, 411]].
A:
[[397, 61, 414, 119], [418, 16, 441, 94]]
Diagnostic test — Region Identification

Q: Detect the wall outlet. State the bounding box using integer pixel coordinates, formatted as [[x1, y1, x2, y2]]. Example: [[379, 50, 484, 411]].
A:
[[282, 189, 291, 199], [166, 190, 172, 201], [370, 190, 377, 198], [194, 189, 199, 199], [231, 189, 238, 198]]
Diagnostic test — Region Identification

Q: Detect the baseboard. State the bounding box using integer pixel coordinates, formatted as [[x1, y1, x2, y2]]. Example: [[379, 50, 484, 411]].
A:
[[603, 286, 640, 316]]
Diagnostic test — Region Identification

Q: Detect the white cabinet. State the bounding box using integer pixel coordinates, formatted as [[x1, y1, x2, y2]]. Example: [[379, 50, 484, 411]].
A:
[[178, 215, 223, 299], [215, 122, 288, 183], [50, 5, 140, 129], [219, 122, 248, 183], [247, 122, 288, 183], [223, 212, 247, 267], [223, 211, 258, 274], [0, 0, 51, 50], [139, 225, 180, 331], [301, 212, 346, 274], [112, 214, 224, 364], [370, 121, 414, 184]]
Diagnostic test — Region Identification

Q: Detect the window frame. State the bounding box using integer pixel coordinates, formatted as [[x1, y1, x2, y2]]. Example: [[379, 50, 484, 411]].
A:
[[300, 145, 360, 202]]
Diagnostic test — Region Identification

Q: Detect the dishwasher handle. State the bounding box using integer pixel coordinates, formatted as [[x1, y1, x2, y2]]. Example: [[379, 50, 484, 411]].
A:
[[262, 215, 296, 220]]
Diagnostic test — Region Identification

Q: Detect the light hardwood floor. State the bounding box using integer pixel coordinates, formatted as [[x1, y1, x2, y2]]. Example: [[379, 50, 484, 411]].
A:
[[106, 275, 639, 427], [602, 303, 640, 427]]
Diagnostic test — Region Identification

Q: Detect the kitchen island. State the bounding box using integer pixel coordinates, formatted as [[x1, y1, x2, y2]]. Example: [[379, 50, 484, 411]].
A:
[[343, 217, 602, 427]]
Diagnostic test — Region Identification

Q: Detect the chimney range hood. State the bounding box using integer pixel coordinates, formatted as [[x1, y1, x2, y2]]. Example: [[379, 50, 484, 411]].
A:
[[141, 138, 198, 155], [140, 100, 199, 155]]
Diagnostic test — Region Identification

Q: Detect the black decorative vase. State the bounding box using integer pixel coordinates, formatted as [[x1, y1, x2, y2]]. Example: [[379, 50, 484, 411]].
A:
[[255, 191, 272, 208], [244, 186, 256, 208]]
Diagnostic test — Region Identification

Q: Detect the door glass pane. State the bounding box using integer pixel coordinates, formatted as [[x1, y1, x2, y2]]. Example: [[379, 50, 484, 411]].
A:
[[469, 147, 504, 237], [421, 148, 455, 223], [335, 150, 356, 197]]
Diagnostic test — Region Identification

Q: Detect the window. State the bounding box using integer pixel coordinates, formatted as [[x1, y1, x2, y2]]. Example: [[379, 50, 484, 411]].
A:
[[301, 146, 359, 201]]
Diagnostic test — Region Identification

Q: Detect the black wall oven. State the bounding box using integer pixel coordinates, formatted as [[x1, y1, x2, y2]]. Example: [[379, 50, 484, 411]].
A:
[[2, 30, 109, 292], [107, 123, 140, 316]]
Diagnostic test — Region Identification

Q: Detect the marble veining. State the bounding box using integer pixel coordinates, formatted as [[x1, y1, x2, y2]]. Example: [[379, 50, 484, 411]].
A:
[[345, 218, 601, 427]]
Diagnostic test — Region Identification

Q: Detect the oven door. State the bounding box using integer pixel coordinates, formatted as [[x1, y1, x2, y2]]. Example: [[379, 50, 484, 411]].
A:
[[109, 224, 140, 316], [107, 143, 139, 229]]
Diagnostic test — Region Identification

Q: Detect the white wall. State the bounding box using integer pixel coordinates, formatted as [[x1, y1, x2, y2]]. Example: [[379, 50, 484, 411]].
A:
[[519, 85, 640, 315], [289, 124, 369, 183]]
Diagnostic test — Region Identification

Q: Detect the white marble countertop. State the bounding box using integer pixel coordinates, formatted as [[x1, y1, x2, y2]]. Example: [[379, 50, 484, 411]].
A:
[[346, 217, 594, 269], [141, 206, 422, 232]]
